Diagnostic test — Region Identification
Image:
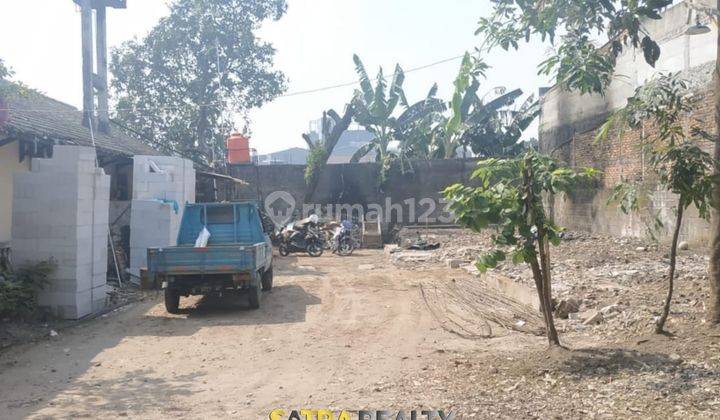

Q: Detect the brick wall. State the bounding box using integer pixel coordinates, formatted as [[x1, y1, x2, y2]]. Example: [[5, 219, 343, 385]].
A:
[[548, 85, 717, 245]]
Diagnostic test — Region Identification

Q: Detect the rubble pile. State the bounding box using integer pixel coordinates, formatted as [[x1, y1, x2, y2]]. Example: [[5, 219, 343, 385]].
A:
[[385, 228, 720, 417], [389, 229, 712, 340]]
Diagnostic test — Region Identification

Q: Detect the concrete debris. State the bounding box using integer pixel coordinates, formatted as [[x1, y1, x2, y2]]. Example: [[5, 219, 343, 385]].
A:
[[445, 259, 465, 269], [390, 229, 712, 340], [461, 264, 481, 277], [582, 310, 603, 325], [390, 251, 434, 263], [554, 298, 581, 319]]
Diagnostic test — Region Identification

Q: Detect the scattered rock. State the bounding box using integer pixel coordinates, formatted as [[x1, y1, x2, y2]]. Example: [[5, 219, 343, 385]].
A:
[[636, 246, 647, 252], [555, 298, 581, 319], [581, 310, 603, 325], [678, 242, 690, 251], [49, 330, 58, 337], [445, 259, 465, 269], [669, 353, 683, 362], [600, 304, 620, 315]]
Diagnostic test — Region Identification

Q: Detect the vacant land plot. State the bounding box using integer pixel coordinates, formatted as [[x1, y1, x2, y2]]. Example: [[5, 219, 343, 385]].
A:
[[1, 235, 719, 419]]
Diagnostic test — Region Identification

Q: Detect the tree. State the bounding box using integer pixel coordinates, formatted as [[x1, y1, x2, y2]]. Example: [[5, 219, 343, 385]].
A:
[[601, 73, 716, 334], [437, 53, 540, 159], [476, 0, 720, 325], [349, 54, 408, 184], [350, 54, 444, 185], [0, 58, 32, 123], [444, 151, 597, 346], [111, 0, 287, 165], [302, 105, 355, 203]]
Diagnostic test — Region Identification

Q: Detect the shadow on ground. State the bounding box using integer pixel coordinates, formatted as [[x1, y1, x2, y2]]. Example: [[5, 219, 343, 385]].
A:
[[137, 284, 322, 335]]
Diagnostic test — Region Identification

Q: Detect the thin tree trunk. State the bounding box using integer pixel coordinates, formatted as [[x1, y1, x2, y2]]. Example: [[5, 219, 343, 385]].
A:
[[657, 204, 684, 333], [710, 8, 720, 324], [537, 234, 560, 346], [522, 155, 560, 346]]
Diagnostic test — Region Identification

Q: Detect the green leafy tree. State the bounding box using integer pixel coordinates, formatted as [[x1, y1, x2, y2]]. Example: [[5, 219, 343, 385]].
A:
[[444, 151, 598, 346], [111, 0, 287, 164], [475, 0, 720, 325], [350, 54, 444, 185], [431, 52, 540, 159], [601, 74, 716, 334], [302, 105, 355, 203], [0, 58, 10, 82]]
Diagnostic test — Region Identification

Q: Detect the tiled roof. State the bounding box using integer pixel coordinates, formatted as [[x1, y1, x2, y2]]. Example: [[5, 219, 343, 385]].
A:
[[0, 81, 159, 156]]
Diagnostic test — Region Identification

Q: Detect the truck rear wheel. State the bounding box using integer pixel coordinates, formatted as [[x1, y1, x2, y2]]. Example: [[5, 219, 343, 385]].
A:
[[248, 272, 263, 309], [261, 267, 274, 291], [248, 285, 261, 309], [164, 289, 180, 314]]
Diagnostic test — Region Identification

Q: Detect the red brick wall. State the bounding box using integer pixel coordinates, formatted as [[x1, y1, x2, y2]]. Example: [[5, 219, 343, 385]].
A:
[[562, 87, 716, 189], [549, 86, 717, 244]]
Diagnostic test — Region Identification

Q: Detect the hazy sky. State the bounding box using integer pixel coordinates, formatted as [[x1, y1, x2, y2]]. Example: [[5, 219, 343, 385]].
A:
[[0, 0, 551, 155]]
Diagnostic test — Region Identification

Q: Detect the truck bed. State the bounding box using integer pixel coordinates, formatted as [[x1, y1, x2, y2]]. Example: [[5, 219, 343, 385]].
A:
[[147, 243, 267, 275]]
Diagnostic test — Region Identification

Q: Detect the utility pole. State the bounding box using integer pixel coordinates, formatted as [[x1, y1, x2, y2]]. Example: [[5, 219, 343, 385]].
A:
[[73, 0, 127, 133]]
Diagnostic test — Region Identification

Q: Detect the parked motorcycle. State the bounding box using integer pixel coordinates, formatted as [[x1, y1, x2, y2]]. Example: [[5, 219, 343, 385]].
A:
[[335, 228, 355, 256], [331, 219, 357, 256], [278, 215, 324, 257]]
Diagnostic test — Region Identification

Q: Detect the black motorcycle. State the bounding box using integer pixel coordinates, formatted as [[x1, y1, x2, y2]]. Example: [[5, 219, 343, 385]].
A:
[[278, 226, 324, 257], [333, 227, 356, 256]]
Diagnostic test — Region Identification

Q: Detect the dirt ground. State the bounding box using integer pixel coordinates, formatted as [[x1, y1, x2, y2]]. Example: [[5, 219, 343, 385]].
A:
[[1, 234, 720, 419], [0, 250, 480, 419]]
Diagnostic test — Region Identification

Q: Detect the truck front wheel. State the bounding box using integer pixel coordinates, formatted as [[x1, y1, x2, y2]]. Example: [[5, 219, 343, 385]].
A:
[[164, 289, 180, 314], [261, 267, 274, 292]]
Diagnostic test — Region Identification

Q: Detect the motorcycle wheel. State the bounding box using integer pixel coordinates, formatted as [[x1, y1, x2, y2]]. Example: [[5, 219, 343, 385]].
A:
[[279, 243, 290, 257], [307, 242, 324, 257], [338, 238, 354, 256]]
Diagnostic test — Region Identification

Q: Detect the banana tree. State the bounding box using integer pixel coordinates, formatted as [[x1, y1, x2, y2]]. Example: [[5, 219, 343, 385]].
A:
[[350, 54, 444, 185], [433, 52, 539, 159]]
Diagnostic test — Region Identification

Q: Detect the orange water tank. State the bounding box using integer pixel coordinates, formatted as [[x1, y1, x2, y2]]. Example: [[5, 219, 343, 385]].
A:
[[226, 133, 251, 164]]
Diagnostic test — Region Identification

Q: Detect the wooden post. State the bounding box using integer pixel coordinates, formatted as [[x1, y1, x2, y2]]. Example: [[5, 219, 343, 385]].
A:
[[79, 0, 94, 128], [95, 5, 110, 134]]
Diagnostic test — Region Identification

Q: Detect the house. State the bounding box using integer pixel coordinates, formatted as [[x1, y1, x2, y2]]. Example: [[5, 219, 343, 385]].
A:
[[0, 82, 195, 318]]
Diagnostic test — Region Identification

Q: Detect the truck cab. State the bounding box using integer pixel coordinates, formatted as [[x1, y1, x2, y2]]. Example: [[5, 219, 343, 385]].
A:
[[147, 202, 274, 313]]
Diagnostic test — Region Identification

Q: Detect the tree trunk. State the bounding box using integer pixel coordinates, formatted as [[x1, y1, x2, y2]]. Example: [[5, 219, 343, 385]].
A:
[[710, 9, 720, 324], [303, 107, 354, 204], [657, 204, 684, 334], [537, 235, 561, 346], [522, 155, 560, 346], [528, 250, 560, 346]]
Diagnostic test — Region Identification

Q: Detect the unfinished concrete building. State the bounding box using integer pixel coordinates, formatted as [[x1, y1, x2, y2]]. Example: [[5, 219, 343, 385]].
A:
[[0, 84, 195, 318], [539, 1, 718, 245]]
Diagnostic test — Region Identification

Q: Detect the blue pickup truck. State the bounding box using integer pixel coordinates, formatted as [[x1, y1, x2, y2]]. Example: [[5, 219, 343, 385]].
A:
[[147, 202, 274, 313]]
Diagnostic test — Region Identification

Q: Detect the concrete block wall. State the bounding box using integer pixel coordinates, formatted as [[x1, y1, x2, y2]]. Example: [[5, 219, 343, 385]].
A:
[[12, 146, 110, 319], [129, 156, 195, 274]]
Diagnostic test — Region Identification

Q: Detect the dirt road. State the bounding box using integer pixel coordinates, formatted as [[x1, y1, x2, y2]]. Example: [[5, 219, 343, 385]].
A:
[[0, 250, 475, 419]]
